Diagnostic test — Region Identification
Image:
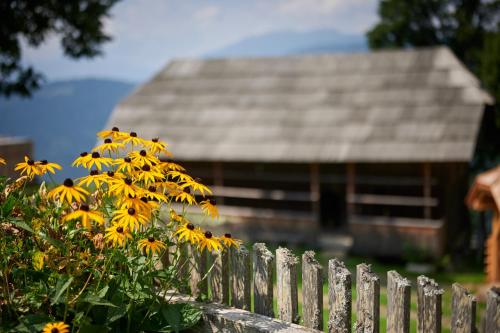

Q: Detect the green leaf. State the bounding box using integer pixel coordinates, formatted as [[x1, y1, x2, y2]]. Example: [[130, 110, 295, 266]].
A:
[[80, 294, 117, 307], [1, 195, 16, 217], [78, 324, 110, 333], [14, 314, 52, 332], [161, 303, 182, 333], [51, 275, 73, 305], [10, 219, 34, 233]]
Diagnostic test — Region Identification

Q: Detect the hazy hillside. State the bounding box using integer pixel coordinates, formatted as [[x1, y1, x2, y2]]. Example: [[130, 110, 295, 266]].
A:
[[207, 28, 366, 57], [0, 79, 135, 179]]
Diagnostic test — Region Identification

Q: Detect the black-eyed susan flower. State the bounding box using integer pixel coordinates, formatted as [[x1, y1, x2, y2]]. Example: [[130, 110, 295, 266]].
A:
[[108, 177, 139, 197], [135, 165, 164, 185], [42, 322, 70, 333], [121, 131, 145, 146], [200, 198, 219, 219], [156, 178, 183, 193], [105, 224, 132, 246], [182, 177, 212, 197], [119, 194, 151, 215], [170, 209, 184, 223], [144, 185, 168, 202], [62, 203, 104, 229], [138, 236, 166, 255], [112, 207, 148, 231], [158, 160, 185, 172], [94, 138, 124, 154], [146, 138, 171, 155], [220, 233, 241, 249], [113, 156, 139, 173], [199, 231, 223, 252], [72, 152, 92, 168], [166, 170, 193, 183], [14, 156, 41, 178], [0, 156, 6, 165], [176, 223, 203, 244], [130, 149, 160, 166], [86, 152, 112, 171], [77, 170, 106, 188], [97, 126, 127, 140], [48, 178, 89, 204], [36, 159, 62, 175], [174, 187, 196, 205]]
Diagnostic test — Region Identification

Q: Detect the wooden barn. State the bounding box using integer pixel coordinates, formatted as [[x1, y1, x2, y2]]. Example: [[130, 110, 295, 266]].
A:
[[106, 46, 493, 257]]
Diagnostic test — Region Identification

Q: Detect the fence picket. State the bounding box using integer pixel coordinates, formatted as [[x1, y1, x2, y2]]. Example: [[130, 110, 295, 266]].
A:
[[451, 283, 476, 333], [484, 287, 500, 333], [387, 270, 411, 333], [230, 245, 251, 310], [253, 243, 274, 317], [276, 247, 299, 324], [302, 251, 323, 330], [416, 275, 443, 333], [328, 258, 351, 333], [354, 263, 380, 333], [209, 250, 229, 304], [189, 245, 207, 297]]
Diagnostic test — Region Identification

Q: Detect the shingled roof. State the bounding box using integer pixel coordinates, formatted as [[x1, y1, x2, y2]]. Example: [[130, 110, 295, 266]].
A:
[[106, 46, 492, 163]]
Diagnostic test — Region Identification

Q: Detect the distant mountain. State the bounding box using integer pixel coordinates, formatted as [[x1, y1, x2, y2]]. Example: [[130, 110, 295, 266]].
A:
[[206, 28, 367, 58], [0, 79, 135, 180]]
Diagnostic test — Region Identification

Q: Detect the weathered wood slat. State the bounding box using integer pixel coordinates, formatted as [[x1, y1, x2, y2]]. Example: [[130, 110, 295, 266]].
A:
[[416, 275, 443, 333], [302, 251, 323, 330], [328, 258, 351, 333], [276, 247, 299, 324], [484, 287, 500, 333], [451, 283, 476, 333], [253, 243, 275, 317], [209, 250, 229, 304], [231, 245, 252, 310], [189, 246, 208, 297], [354, 263, 380, 333], [387, 270, 411, 333]]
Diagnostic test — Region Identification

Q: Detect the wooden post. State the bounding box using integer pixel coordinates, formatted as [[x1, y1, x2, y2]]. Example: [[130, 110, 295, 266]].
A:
[[302, 251, 323, 330], [484, 287, 500, 333], [253, 243, 274, 317], [417, 276, 443, 333], [451, 283, 476, 333], [210, 250, 229, 304], [423, 163, 432, 220], [310, 163, 321, 224], [387, 270, 411, 333], [230, 245, 251, 310], [346, 163, 356, 218], [189, 246, 208, 298], [328, 258, 351, 333], [354, 263, 379, 333], [276, 247, 299, 324]]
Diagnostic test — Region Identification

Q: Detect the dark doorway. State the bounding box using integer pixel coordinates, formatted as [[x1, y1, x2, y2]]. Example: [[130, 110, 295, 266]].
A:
[[320, 185, 346, 230]]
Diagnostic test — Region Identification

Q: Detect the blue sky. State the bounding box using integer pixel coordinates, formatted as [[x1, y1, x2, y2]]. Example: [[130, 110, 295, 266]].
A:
[[22, 0, 378, 83]]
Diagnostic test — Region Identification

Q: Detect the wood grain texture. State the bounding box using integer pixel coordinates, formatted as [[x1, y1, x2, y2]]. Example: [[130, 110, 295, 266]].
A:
[[416, 275, 443, 333], [231, 245, 252, 310], [276, 247, 299, 324], [302, 251, 323, 330], [209, 250, 229, 304], [328, 258, 351, 333], [386, 270, 411, 333], [354, 263, 379, 333], [484, 287, 500, 333], [189, 246, 208, 297], [253, 243, 274, 317], [451, 283, 476, 333]]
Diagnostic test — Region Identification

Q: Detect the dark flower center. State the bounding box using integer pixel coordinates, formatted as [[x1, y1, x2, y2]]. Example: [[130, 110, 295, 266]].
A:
[[128, 208, 136, 215], [140, 150, 147, 157], [148, 186, 156, 193], [51, 328, 59, 333], [152, 138, 159, 142], [142, 165, 150, 171], [107, 171, 115, 177], [80, 152, 88, 157], [27, 159, 35, 165], [224, 233, 231, 238], [124, 157, 132, 163], [128, 194, 136, 199], [124, 178, 132, 185], [130, 132, 137, 137], [195, 177, 202, 183], [148, 236, 155, 242], [63, 178, 74, 187], [91, 152, 100, 158], [104, 138, 112, 144], [209, 198, 216, 205], [184, 187, 191, 194], [80, 204, 90, 211], [90, 170, 99, 176], [112, 127, 119, 131], [140, 197, 148, 203], [40, 160, 48, 165], [116, 226, 124, 233], [187, 223, 195, 230], [204, 231, 213, 239]]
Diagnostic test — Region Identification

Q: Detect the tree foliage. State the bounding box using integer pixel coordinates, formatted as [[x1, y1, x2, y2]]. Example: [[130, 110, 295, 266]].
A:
[[0, 0, 119, 97]]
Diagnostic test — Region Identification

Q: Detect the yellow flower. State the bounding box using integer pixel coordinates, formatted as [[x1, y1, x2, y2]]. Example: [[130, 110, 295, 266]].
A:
[[170, 209, 184, 223], [158, 160, 185, 172], [182, 177, 212, 197], [112, 207, 148, 231], [0, 156, 6, 165], [200, 198, 219, 219], [145, 138, 171, 156], [144, 185, 168, 202], [42, 322, 70, 333], [199, 231, 223, 252], [85, 152, 112, 171], [108, 177, 139, 197], [156, 179, 183, 193], [135, 165, 164, 185], [220, 233, 241, 249], [48, 178, 89, 204], [62, 204, 104, 229], [14, 156, 41, 178], [103, 170, 124, 183], [174, 188, 196, 205], [94, 138, 124, 154], [105, 224, 132, 246], [121, 131, 145, 146], [138, 237, 166, 255], [119, 194, 151, 214], [166, 170, 193, 183], [176, 223, 203, 244], [72, 152, 92, 168], [77, 170, 106, 188], [32, 251, 48, 270], [129, 149, 160, 166], [97, 126, 127, 140], [114, 156, 140, 173], [36, 160, 62, 175]]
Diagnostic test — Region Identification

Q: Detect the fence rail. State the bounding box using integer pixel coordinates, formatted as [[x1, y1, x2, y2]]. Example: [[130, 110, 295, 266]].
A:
[[179, 243, 500, 333]]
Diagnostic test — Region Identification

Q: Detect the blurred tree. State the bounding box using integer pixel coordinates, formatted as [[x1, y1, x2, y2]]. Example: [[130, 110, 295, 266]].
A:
[[0, 0, 119, 98]]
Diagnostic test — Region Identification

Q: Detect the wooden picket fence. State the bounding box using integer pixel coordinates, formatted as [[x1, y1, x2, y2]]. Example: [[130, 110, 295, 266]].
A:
[[178, 243, 500, 333]]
